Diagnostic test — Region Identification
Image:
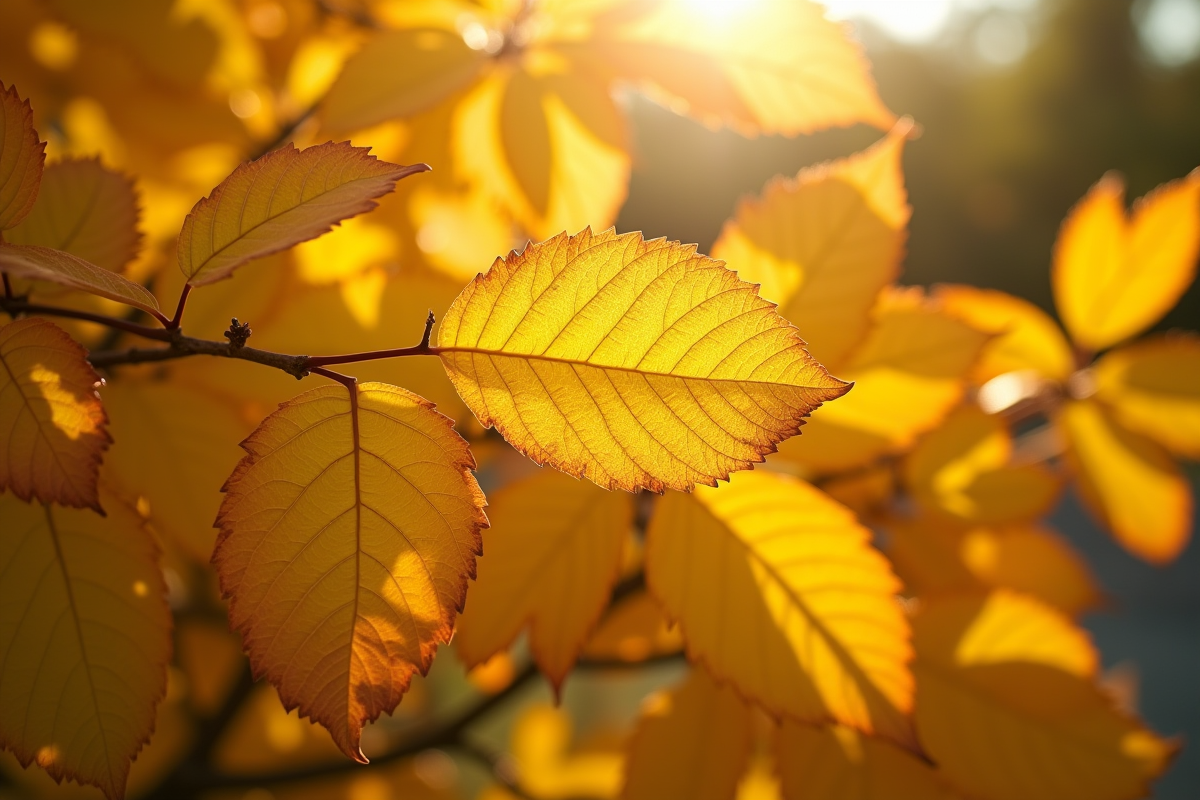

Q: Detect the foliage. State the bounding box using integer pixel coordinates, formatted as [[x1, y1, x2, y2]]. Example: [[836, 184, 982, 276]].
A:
[[0, 2, 1196, 800]]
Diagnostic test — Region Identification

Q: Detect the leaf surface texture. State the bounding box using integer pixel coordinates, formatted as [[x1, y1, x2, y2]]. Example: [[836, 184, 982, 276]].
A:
[[0, 82, 45, 231], [0, 244, 161, 316]]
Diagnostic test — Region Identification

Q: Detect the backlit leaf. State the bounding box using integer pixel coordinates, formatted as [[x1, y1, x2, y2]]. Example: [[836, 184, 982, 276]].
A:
[[0, 244, 162, 317], [1093, 333, 1200, 458], [0, 81, 45, 230], [1052, 170, 1200, 351], [454, 469, 632, 690], [622, 669, 753, 800], [583, 591, 684, 663], [914, 591, 1176, 800], [645, 470, 916, 749], [4, 158, 140, 272], [437, 228, 850, 493], [712, 121, 912, 367], [177, 142, 429, 287], [507, 704, 624, 800], [213, 381, 487, 761], [0, 317, 109, 511], [0, 489, 170, 800], [1060, 399, 1191, 564]]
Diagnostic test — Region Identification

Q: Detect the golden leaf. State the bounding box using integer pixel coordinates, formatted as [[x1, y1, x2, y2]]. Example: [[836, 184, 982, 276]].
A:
[[4, 158, 140, 272], [0, 489, 171, 800], [0, 81, 45, 230], [583, 591, 683, 664], [1060, 399, 1191, 564], [572, 0, 894, 136], [713, 121, 913, 368], [1052, 170, 1200, 351], [622, 669, 754, 800], [454, 469, 632, 690], [0, 317, 109, 511], [914, 591, 1176, 800], [177, 141, 428, 287], [505, 704, 623, 800], [437, 228, 849, 492], [213, 381, 487, 761], [0, 243, 162, 317], [645, 470, 916, 749], [1093, 333, 1200, 458]]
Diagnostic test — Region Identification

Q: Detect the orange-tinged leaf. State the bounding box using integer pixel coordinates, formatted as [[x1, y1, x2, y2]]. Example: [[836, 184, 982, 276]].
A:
[[1093, 333, 1200, 458], [712, 121, 912, 367], [622, 669, 753, 800], [508, 704, 624, 800], [4, 158, 140, 272], [178, 142, 429, 287], [0, 317, 109, 511], [0, 489, 171, 800], [1052, 170, 1200, 351], [1060, 399, 1191, 564], [0, 82, 45, 230], [935, 284, 1074, 384], [437, 228, 850, 493], [914, 591, 1176, 800], [645, 470, 916, 749], [0, 243, 162, 317], [454, 469, 632, 689], [573, 0, 894, 136], [905, 404, 1061, 525], [776, 721, 948, 800], [213, 381, 487, 761], [583, 591, 683, 663]]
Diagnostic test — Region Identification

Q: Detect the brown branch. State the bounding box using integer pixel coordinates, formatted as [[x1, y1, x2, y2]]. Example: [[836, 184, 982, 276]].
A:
[[0, 298, 172, 340], [89, 336, 311, 378]]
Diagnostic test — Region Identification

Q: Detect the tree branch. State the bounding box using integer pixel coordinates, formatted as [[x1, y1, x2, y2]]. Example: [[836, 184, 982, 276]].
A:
[[0, 298, 171, 340], [88, 335, 312, 379]]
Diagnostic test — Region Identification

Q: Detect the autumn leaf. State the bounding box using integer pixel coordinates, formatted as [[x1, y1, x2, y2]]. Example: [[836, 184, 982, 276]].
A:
[[645, 470, 916, 749], [213, 381, 487, 761], [504, 704, 624, 800], [913, 591, 1176, 800], [0, 243, 163, 318], [0, 488, 171, 800], [437, 228, 850, 493], [454, 469, 633, 690], [622, 669, 753, 800], [583, 591, 684, 664], [0, 81, 45, 231], [1052, 170, 1200, 352], [177, 141, 429, 287], [0, 317, 109, 510]]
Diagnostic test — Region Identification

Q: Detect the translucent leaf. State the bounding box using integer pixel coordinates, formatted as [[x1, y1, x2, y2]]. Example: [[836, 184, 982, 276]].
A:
[[454, 468, 632, 690], [1060, 399, 1191, 564], [582, 591, 684, 663], [0, 244, 162, 317], [4, 158, 141, 272], [437, 228, 850, 492], [0, 318, 109, 511], [0, 81, 45, 230], [713, 121, 912, 367], [178, 141, 429, 287], [0, 489, 171, 800], [914, 591, 1176, 800], [213, 382, 487, 760], [1093, 333, 1200, 458], [622, 669, 753, 800], [645, 470, 916, 749], [1052, 170, 1200, 351]]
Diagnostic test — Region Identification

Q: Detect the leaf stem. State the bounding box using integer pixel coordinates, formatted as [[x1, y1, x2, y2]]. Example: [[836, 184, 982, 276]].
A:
[[0, 297, 174, 340], [168, 283, 192, 330], [305, 310, 437, 369]]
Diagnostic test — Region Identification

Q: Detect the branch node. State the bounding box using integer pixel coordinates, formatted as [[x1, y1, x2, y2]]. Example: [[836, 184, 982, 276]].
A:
[[225, 318, 253, 349]]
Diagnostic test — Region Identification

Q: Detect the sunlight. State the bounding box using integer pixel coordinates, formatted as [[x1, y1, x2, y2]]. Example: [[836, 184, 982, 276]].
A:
[[679, 0, 756, 23]]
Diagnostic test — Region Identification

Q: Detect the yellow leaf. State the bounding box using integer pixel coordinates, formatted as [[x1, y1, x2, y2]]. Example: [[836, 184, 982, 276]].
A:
[[454, 469, 632, 690], [914, 591, 1176, 800], [453, 65, 630, 240], [409, 181, 517, 282], [177, 141, 428, 287], [1060, 399, 1191, 564], [0, 81, 45, 230], [1093, 333, 1200, 458], [0, 317, 109, 511], [645, 470, 916, 749], [508, 704, 624, 800], [776, 289, 990, 473], [904, 404, 1061, 525], [4, 157, 141, 272], [437, 228, 849, 492], [622, 669, 754, 800], [775, 721, 948, 800], [572, 0, 894, 136], [712, 121, 912, 368], [583, 591, 684, 663], [0, 243, 162, 317], [1052, 170, 1200, 351], [213, 381, 487, 761], [0, 488, 170, 800], [935, 284, 1074, 384]]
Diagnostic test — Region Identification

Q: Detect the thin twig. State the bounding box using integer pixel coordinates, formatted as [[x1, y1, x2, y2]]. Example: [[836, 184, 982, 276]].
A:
[[88, 336, 312, 379], [0, 298, 171, 340]]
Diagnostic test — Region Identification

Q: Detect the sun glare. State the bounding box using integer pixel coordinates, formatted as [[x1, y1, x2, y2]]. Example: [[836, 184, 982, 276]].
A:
[[681, 0, 755, 23]]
